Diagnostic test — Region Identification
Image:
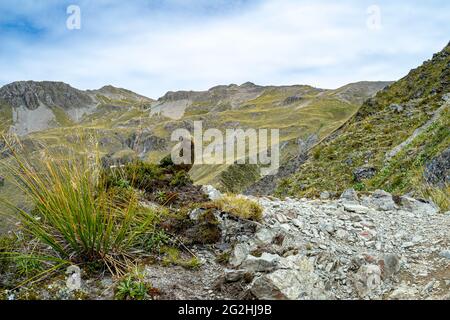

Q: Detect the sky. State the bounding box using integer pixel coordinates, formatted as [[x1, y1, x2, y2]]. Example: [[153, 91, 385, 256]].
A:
[[0, 0, 449, 98]]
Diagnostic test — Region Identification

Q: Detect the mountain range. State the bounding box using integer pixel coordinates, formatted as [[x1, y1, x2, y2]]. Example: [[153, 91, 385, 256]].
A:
[[0, 79, 390, 191], [0, 43, 448, 211]]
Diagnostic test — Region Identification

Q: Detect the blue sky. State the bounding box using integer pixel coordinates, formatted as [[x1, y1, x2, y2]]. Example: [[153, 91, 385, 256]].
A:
[[0, 0, 449, 98]]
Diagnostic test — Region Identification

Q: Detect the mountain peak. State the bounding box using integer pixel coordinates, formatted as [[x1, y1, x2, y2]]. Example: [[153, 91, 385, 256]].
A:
[[0, 81, 94, 110]]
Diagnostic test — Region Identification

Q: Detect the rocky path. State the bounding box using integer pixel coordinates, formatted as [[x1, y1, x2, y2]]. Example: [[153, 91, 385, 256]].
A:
[[215, 190, 450, 300], [6, 188, 449, 301]]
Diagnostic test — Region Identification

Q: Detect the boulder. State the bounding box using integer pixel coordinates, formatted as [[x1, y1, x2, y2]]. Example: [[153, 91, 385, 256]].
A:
[[343, 203, 369, 214], [254, 228, 278, 245], [353, 167, 377, 182], [230, 243, 250, 267], [367, 190, 397, 211], [224, 269, 248, 283], [340, 189, 359, 202], [353, 264, 382, 298], [424, 147, 450, 188], [189, 208, 205, 221], [400, 196, 439, 215], [378, 254, 401, 279], [241, 253, 280, 272], [389, 283, 419, 300], [320, 191, 331, 200], [250, 259, 327, 300], [201, 185, 223, 201]]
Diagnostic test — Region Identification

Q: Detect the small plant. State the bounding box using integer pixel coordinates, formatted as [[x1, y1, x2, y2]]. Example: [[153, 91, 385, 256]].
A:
[[170, 171, 191, 187], [102, 160, 163, 193], [116, 178, 131, 190], [216, 251, 231, 265], [161, 247, 201, 269], [155, 190, 168, 204], [0, 234, 17, 272], [353, 182, 366, 191], [15, 257, 43, 277], [1, 138, 162, 276], [214, 195, 263, 221], [142, 229, 171, 252], [115, 270, 151, 300], [124, 161, 163, 191], [313, 148, 321, 160]]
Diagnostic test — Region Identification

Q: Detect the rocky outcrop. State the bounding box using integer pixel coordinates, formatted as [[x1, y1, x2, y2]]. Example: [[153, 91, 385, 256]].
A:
[[353, 167, 377, 182], [424, 147, 450, 188], [0, 81, 94, 111], [125, 131, 168, 156]]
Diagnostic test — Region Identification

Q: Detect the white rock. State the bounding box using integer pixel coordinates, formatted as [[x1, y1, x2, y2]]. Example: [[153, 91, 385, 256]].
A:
[[255, 228, 277, 245], [291, 219, 303, 229], [201, 185, 223, 201], [241, 253, 281, 272], [389, 283, 419, 300], [353, 264, 382, 298], [343, 203, 369, 214], [230, 243, 250, 267]]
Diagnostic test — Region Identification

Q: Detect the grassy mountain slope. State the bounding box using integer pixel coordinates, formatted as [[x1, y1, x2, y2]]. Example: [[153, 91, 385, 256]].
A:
[[0, 81, 389, 193], [277, 43, 450, 210]]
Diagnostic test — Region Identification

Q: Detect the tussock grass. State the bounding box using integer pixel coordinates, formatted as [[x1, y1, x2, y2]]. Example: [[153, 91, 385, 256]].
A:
[[214, 195, 263, 221], [0, 136, 160, 275]]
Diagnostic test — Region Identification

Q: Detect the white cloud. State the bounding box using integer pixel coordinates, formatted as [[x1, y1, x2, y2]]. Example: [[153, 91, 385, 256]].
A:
[[0, 0, 449, 98]]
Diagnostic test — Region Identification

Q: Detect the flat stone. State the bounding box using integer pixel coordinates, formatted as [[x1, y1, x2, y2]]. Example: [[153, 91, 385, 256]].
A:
[[343, 203, 369, 214], [241, 253, 281, 272]]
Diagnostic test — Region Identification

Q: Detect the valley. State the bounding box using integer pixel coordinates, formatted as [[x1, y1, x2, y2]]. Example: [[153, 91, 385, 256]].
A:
[[0, 43, 448, 301]]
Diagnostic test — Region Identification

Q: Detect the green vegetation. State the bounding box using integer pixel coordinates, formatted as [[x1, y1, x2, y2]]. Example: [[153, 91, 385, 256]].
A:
[[103, 160, 164, 193], [277, 43, 450, 210], [0, 234, 17, 273], [214, 195, 263, 221], [115, 269, 152, 300], [161, 246, 201, 269], [1, 139, 163, 275]]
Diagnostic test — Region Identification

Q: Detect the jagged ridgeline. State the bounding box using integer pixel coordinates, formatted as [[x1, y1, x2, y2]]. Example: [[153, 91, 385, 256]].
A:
[[0, 79, 390, 194], [277, 42, 450, 210]]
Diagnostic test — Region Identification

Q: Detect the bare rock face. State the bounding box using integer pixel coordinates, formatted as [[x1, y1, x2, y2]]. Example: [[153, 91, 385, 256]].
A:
[[0, 81, 94, 110], [424, 147, 450, 188], [125, 131, 168, 156], [353, 167, 377, 182], [0, 81, 99, 135]]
